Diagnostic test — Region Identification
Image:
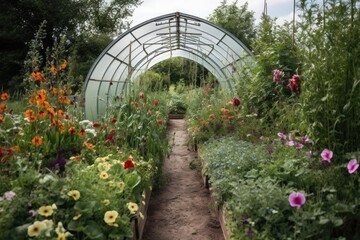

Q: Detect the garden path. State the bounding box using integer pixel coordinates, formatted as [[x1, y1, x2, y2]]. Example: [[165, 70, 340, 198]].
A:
[[142, 119, 224, 240]]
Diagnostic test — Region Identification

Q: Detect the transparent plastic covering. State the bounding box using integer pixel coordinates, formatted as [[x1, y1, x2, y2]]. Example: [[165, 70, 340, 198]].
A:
[[84, 12, 253, 120]]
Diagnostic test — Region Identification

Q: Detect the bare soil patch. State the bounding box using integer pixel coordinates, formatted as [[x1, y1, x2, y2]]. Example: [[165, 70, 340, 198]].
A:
[[142, 119, 224, 240]]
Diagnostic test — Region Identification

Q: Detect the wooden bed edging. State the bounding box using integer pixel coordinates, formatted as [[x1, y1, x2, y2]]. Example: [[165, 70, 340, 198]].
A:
[[125, 187, 152, 240]]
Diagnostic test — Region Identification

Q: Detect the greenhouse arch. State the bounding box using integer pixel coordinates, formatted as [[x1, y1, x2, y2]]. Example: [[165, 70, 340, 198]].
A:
[[84, 12, 254, 119]]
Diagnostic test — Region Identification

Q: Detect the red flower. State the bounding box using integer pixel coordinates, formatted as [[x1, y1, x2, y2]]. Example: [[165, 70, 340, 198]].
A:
[[139, 92, 144, 99], [124, 159, 135, 169], [157, 119, 163, 125], [232, 97, 241, 106], [110, 118, 117, 123], [288, 75, 301, 93], [92, 122, 100, 127], [153, 100, 159, 106]]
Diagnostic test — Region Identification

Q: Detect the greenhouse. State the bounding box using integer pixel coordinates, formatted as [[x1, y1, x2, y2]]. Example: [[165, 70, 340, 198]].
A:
[[1, 0, 360, 239], [84, 12, 253, 119]]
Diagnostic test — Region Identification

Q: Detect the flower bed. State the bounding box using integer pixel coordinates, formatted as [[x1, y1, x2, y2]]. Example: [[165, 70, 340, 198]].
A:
[[199, 136, 360, 239], [0, 28, 169, 239]]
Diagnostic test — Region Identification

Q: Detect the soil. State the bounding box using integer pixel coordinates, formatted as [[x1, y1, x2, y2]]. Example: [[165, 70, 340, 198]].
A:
[[142, 119, 224, 240]]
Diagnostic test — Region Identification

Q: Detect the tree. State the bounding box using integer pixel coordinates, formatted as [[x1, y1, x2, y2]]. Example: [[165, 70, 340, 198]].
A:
[[0, 0, 141, 92], [208, 0, 256, 50]]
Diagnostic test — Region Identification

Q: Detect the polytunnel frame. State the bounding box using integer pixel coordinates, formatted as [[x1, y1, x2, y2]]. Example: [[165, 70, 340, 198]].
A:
[[84, 12, 254, 120]]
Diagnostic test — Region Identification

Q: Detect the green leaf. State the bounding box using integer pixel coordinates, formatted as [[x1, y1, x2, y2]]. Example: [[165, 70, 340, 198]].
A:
[[125, 173, 141, 189], [319, 216, 330, 224], [74, 200, 96, 214], [84, 221, 105, 239], [67, 220, 83, 232]]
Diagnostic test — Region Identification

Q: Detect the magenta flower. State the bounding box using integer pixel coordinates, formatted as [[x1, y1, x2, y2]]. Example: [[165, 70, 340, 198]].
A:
[[296, 142, 304, 150], [277, 132, 287, 140], [288, 192, 306, 209], [273, 69, 282, 82], [321, 149, 333, 163], [347, 159, 359, 174]]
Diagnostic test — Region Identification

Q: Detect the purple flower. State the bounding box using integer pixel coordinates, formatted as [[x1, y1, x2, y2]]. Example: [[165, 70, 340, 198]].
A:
[[301, 136, 310, 143], [289, 192, 306, 209], [266, 146, 273, 154], [347, 159, 359, 174], [4, 191, 16, 200], [296, 142, 304, 150], [273, 69, 282, 82], [247, 228, 253, 237], [286, 141, 295, 146], [240, 216, 249, 225], [321, 149, 333, 163], [277, 132, 287, 140]]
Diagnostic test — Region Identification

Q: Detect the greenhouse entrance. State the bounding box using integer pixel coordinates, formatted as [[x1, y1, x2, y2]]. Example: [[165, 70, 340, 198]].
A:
[[84, 12, 253, 120]]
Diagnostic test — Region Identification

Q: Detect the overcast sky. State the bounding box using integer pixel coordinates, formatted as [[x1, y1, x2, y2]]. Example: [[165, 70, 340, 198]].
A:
[[128, 0, 295, 27]]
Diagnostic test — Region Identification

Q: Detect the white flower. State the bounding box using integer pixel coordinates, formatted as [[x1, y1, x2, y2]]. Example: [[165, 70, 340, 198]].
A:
[[85, 128, 97, 136]]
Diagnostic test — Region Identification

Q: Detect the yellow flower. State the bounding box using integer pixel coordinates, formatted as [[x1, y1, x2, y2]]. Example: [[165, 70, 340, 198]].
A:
[[104, 210, 119, 224], [140, 212, 144, 219], [127, 202, 139, 214], [67, 190, 80, 200], [52, 203, 57, 209], [103, 199, 110, 206], [38, 205, 54, 217], [55, 222, 66, 234], [118, 181, 125, 188], [98, 162, 111, 172], [41, 219, 54, 237], [100, 171, 109, 179], [27, 221, 47, 237], [73, 213, 82, 220]]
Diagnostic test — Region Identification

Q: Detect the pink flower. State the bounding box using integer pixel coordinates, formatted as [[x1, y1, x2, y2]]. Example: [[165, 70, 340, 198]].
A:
[[289, 192, 306, 209], [296, 142, 304, 149], [4, 191, 16, 200], [273, 69, 282, 82], [286, 141, 295, 146], [277, 132, 287, 140], [288, 74, 301, 93], [321, 149, 333, 163], [301, 136, 310, 143], [347, 159, 359, 174]]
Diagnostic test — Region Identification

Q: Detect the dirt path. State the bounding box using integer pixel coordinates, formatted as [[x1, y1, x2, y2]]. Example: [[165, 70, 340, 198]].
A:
[[142, 119, 224, 240]]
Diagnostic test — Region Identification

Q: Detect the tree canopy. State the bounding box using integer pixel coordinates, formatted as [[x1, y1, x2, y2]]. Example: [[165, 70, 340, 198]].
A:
[[208, 0, 256, 50], [0, 0, 141, 92]]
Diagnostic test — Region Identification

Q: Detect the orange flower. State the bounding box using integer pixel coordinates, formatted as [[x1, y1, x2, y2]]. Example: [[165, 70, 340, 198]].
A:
[[157, 119, 163, 125], [0, 104, 7, 113], [1, 93, 9, 101], [50, 87, 58, 95], [68, 127, 76, 134], [38, 100, 49, 108], [227, 101, 234, 105], [28, 99, 35, 105], [224, 109, 230, 114], [228, 116, 233, 120], [37, 111, 46, 119], [59, 60, 68, 70], [209, 114, 215, 119], [79, 129, 86, 136], [50, 66, 57, 74], [57, 109, 66, 118], [31, 136, 43, 146], [31, 72, 46, 83], [70, 155, 81, 161], [25, 109, 34, 118], [47, 107, 55, 117], [0, 115, 4, 123], [27, 115, 37, 122], [8, 145, 20, 153], [59, 96, 70, 104], [83, 142, 95, 149]]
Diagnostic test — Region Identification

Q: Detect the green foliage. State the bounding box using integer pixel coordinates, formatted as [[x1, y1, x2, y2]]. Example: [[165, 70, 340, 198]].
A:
[[208, 0, 256, 49], [298, 0, 360, 155]]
